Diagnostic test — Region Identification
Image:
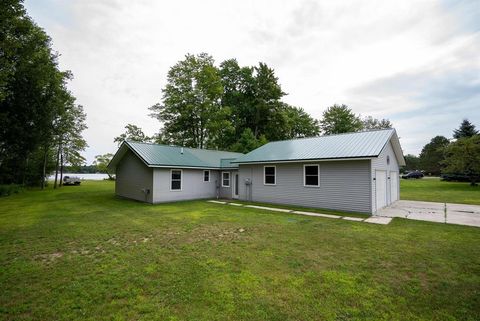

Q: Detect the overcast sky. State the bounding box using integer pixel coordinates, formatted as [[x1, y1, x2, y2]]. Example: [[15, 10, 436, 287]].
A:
[[25, 0, 480, 163]]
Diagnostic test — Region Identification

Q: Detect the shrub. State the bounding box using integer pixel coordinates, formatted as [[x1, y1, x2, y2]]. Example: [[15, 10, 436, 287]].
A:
[[0, 184, 24, 197]]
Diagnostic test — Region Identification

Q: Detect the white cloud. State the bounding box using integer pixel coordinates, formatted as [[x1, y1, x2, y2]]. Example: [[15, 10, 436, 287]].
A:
[[25, 0, 480, 161]]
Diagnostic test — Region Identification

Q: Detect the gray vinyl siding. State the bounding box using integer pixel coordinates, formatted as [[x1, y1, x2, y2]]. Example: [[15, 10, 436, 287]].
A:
[[238, 161, 372, 213], [115, 150, 153, 202], [371, 140, 400, 212], [152, 168, 219, 203], [219, 170, 237, 199]]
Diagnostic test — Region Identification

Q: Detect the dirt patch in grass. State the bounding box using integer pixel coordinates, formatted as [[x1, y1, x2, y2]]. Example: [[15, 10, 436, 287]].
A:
[[34, 252, 64, 263], [182, 225, 250, 244]]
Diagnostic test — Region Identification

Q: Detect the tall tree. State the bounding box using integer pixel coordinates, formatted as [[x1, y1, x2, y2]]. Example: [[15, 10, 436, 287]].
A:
[[149, 53, 228, 149], [219, 59, 318, 144], [219, 59, 255, 148], [54, 103, 88, 188], [419, 136, 450, 176], [251, 63, 286, 138], [444, 135, 480, 186], [0, 0, 85, 186], [266, 103, 320, 140], [319, 104, 363, 135], [150, 54, 321, 151], [403, 154, 421, 173], [453, 119, 478, 139], [114, 124, 150, 146], [362, 116, 392, 130]]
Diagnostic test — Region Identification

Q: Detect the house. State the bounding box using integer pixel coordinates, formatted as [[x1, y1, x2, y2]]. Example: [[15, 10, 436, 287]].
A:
[[108, 128, 405, 214], [107, 142, 243, 203]]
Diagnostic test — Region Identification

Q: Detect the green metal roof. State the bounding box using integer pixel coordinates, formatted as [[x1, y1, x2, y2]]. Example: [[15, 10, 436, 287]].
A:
[[109, 141, 243, 169], [233, 129, 405, 165]]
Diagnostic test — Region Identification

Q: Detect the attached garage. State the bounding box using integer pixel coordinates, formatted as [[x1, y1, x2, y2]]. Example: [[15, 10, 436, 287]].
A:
[[371, 135, 403, 212]]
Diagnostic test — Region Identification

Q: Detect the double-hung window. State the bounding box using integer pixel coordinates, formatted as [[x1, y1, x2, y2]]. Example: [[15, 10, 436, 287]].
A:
[[304, 165, 319, 187], [222, 172, 230, 187], [203, 170, 210, 182], [264, 166, 276, 185], [171, 169, 182, 190]]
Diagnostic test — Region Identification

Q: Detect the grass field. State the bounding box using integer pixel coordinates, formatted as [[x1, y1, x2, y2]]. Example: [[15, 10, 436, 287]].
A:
[[400, 177, 480, 204], [1, 181, 479, 321]]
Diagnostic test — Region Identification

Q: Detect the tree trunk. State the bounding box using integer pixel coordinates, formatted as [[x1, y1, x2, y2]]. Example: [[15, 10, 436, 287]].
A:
[[54, 143, 61, 189], [41, 146, 48, 189], [22, 155, 29, 186], [59, 152, 64, 187]]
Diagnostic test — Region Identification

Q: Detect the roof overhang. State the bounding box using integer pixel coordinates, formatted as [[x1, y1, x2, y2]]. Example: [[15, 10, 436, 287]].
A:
[[107, 141, 137, 171], [107, 141, 238, 171], [233, 156, 375, 165], [388, 130, 406, 166]]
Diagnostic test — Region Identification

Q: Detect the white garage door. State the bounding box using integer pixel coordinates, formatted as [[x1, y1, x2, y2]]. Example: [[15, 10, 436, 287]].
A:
[[375, 170, 387, 210], [390, 172, 398, 203]]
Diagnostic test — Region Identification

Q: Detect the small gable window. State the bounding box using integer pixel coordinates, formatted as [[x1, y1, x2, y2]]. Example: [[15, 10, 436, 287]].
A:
[[171, 169, 182, 190], [304, 165, 319, 187], [203, 170, 210, 182], [264, 166, 276, 185], [222, 172, 230, 187], [387, 155, 390, 165]]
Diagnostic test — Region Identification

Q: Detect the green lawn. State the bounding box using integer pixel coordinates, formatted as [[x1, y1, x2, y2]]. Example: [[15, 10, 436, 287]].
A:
[[1, 181, 479, 321], [401, 177, 480, 204]]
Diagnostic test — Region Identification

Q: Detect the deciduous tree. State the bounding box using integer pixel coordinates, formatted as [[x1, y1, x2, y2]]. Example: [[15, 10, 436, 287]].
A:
[[93, 154, 115, 180], [419, 136, 450, 176], [444, 135, 480, 186], [114, 124, 150, 146], [362, 116, 392, 130], [319, 104, 363, 135], [149, 53, 228, 149]]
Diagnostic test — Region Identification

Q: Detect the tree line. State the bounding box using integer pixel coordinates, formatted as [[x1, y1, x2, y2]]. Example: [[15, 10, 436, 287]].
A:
[[113, 53, 392, 155], [404, 119, 479, 185], [0, 0, 87, 188]]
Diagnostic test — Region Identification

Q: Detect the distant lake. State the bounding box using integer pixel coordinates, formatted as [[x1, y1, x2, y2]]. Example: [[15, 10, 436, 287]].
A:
[[48, 173, 109, 181]]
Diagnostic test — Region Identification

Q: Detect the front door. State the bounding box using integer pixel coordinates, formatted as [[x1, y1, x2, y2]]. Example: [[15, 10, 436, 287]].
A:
[[233, 173, 239, 199]]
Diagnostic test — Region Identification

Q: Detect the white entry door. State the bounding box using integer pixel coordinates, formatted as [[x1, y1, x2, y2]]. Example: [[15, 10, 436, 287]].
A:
[[390, 172, 398, 203], [375, 170, 387, 210]]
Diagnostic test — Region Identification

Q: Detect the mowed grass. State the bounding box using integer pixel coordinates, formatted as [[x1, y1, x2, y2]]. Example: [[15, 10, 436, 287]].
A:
[[401, 177, 480, 204], [1, 181, 479, 321]]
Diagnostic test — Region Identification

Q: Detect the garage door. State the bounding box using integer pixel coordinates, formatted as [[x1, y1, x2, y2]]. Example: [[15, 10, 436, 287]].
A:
[[375, 170, 387, 210], [390, 172, 398, 203]]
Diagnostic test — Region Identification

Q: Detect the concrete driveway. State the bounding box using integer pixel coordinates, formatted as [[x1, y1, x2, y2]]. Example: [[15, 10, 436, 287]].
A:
[[376, 200, 480, 227]]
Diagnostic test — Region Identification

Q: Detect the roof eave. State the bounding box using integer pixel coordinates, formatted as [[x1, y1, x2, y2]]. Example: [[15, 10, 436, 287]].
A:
[[232, 156, 376, 165]]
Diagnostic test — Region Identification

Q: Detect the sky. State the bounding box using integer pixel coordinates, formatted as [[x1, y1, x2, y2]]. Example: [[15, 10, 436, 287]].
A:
[[25, 0, 480, 163]]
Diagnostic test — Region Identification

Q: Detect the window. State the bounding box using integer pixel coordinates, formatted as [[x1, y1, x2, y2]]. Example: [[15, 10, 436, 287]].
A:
[[203, 170, 210, 182], [304, 165, 319, 187], [171, 169, 182, 190], [264, 166, 276, 185], [222, 172, 230, 187]]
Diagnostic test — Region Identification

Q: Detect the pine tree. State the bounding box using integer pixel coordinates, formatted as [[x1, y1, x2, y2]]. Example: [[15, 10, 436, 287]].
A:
[[453, 119, 478, 139]]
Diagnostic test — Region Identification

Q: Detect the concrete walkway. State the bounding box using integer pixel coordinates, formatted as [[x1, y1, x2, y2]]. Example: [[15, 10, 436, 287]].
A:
[[207, 200, 392, 225], [376, 200, 480, 228]]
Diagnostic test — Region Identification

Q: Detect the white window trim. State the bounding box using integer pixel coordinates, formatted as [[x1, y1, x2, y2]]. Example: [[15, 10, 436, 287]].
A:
[[203, 170, 210, 182], [303, 164, 320, 187], [222, 171, 230, 187], [170, 169, 183, 191], [263, 165, 276, 185]]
